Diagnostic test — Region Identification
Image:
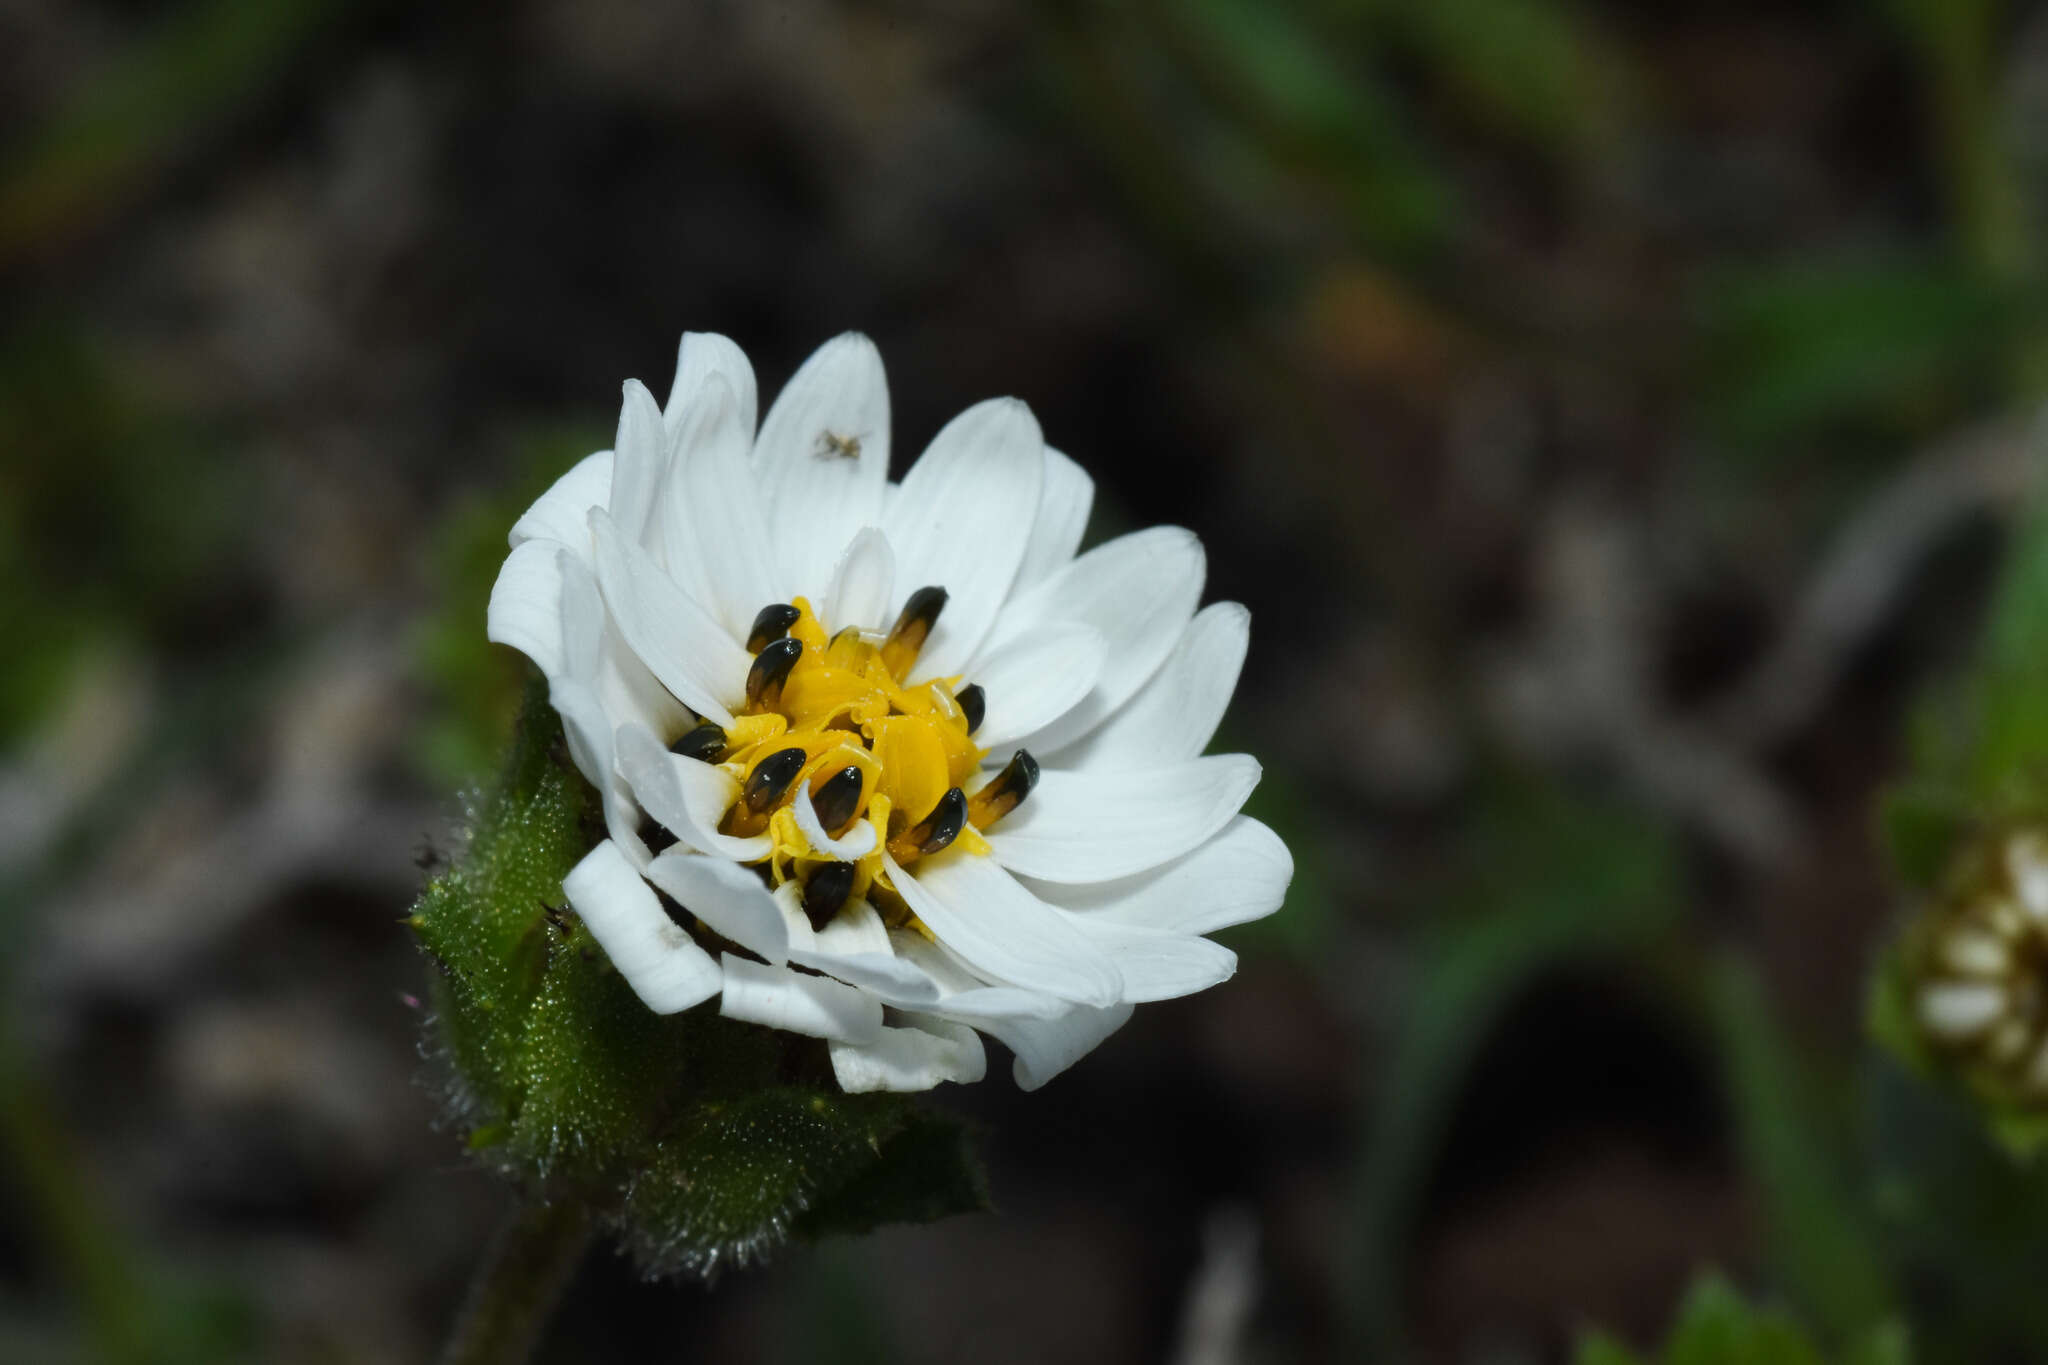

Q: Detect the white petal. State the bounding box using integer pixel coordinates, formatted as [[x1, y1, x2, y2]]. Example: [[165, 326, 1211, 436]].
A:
[[487, 541, 571, 680], [510, 449, 613, 554], [983, 527, 1205, 754], [971, 1000, 1134, 1091], [1064, 918, 1236, 1002], [1918, 981, 2006, 1039], [607, 380, 670, 550], [1015, 446, 1093, 589], [590, 507, 748, 725], [718, 954, 883, 1042], [2008, 832, 2048, 923], [786, 908, 946, 1002], [793, 785, 880, 861], [547, 676, 614, 794], [662, 373, 783, 637], [614, 722, 770, 862], [664, 332, 758, 439], [643, 849, 790, 966], [821, 526, 896, 632], [830, 1019, 986, 1093], [885, 398, 1045, 680], [983, 755, 1260, 884], [562, 840, 722, 1014], [966, 623, 1106, 751], [887, 851, 1122, 1006], [1048, 602, 1248, 771], [1033, 816, 1291, 936], [813, 899, 891, 955], [753, 333, 891, 593]]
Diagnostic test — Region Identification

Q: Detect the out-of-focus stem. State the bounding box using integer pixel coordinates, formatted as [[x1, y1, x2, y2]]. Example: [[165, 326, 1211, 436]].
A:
[[438, 1198, 595, 1365]]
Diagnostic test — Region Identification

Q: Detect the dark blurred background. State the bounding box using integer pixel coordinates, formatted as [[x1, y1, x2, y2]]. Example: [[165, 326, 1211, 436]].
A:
[[6, 1, 2048, 1361]]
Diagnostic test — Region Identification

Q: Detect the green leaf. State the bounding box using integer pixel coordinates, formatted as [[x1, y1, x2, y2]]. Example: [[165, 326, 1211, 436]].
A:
[[1697, 254, 2013, 450], [797, 1108, 990, 1240], [1346, 783, 1681, 1354], [617, 1088, 979, 1278], [1875, 783, 1973, 891], [1709, 961, 1892, 1341], [1577, 1272, 1906, 1365], [412, 683, 594, 1119], [1572, 1333, 1647, 1365]]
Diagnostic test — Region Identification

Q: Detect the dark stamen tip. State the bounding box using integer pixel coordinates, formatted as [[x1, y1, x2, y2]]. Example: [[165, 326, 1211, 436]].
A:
[[746, 637, 804, 707], [969, 750, 1039, 827], [746, 603, 802, 653], [743, 747, 809, 813], [882, 585, 949, 672], [955, 683, 986, 734], [670, 719, 728, 763], [803, 861, 858, 930], [810, 764, 865, 832], [912, 787, 969, 856]]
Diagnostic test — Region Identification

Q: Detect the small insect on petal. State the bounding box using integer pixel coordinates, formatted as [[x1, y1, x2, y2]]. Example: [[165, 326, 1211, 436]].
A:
[[746, 602, 802, 653], [743, 747, 809, 814], [969, 750, 1039, 828], [669, 719, 728, 763], [903, 786, 968, 857], [882, 585, 948, 677], [954, 683, 986, 735], [804, 861, 858, 929], [811, 764, 866, 833], [746, 637, 803, 708]]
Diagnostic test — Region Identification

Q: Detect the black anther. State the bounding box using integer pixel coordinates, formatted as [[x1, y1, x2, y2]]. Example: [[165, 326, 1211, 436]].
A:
[[745, 637, 803, 708], [906, 787, 969, 856], [810, 764, 865, 832], [742, 747, 808, 814], [955, 683, 986, 734], [969, 750, 1039, 826], [803, 861, 858, 929], [746, 603, 802, 653], [669, 719, 727, 763]]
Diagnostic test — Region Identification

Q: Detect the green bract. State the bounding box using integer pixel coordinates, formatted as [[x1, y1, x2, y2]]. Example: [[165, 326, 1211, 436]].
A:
[[1575, 1274, 1909, 1365], [410, 682, 988, 1276]]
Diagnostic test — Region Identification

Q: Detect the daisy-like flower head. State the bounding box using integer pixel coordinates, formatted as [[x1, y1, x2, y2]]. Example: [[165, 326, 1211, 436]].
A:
[[487, 332, 1291, 1093], [1911, 828, 2048, 1106]]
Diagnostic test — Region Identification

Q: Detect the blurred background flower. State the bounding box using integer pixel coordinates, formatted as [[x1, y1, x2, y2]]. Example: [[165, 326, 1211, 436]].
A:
[[7, 0, 2048, 1361]]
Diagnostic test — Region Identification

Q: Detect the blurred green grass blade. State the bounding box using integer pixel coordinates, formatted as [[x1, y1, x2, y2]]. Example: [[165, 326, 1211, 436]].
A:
[[1961, 456, 2048, 798], [0, 0, 345, 263], [1708, 958, 1892, 1341], [1697, 254, 2017, 450], [1162, 0, 1456, 257], [1336, 0, 1638, 162], [1345, 788, 1680, 1354]]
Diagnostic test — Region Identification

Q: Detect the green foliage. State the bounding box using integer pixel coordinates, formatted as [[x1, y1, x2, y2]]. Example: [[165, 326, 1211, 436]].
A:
[[413, 428, 601, 786], [1346, 781, 1682, 1354], [1697, 255, 2015, 452], [410, 685, 988, 1276], [1708, 960, 1890, 1340], [1573, 1273, 1908, 1365]]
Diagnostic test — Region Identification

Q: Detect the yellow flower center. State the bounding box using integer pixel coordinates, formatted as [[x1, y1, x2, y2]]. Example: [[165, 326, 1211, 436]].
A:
[[683, 591, 1032, 930]]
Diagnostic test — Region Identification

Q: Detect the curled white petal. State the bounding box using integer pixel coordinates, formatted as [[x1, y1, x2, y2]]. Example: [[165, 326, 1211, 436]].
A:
[[614, 722, 770, 862], [562, 840, 721, 1014], [719, 954, 882, 1043], [830, 1018, 986, 1093], [510, 449, 612, 554], [1049, 601, 1249, 771], [793, 785, 880, 861], [644, 849, 790, 966]]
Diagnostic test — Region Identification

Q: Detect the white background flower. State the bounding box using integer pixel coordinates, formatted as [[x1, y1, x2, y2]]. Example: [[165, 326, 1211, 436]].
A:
[[488, 331, 1290, 1091]]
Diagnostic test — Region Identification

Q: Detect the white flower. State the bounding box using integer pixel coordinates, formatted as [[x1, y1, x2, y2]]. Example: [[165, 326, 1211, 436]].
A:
[[486, 332, 1291, 1092]]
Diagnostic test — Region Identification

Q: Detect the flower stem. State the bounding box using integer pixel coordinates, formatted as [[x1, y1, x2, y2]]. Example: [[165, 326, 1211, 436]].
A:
[[439, 1198, 595, 1365]]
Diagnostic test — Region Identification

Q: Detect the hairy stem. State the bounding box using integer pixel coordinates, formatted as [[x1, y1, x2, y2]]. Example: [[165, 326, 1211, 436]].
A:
[[439, 1198, 595, 1365]]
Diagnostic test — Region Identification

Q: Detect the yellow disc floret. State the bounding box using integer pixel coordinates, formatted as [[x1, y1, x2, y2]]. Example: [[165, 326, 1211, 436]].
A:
[[716, 597, 991, 926]]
